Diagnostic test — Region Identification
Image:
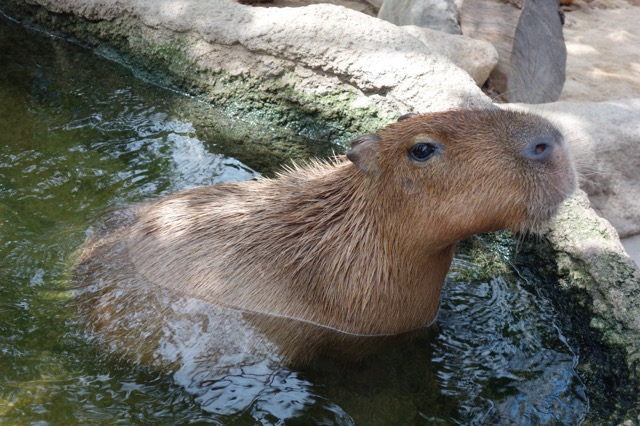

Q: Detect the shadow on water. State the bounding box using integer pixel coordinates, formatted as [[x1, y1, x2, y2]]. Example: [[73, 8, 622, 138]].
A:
[[0, 14, 589, 424]]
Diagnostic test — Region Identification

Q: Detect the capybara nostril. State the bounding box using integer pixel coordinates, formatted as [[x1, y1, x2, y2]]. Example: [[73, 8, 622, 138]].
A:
[[522, 135, 556, 162]]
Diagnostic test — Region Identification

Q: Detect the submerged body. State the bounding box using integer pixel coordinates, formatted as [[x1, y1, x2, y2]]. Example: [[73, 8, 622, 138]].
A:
[[74, 108, 576, 364]]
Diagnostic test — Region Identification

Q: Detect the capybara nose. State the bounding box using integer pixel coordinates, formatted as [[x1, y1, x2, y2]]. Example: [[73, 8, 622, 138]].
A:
[[522, 135, 556, 162]]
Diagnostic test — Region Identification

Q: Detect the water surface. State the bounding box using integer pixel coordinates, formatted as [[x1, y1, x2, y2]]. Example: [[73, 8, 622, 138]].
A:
[[0, 15, 588, 424]]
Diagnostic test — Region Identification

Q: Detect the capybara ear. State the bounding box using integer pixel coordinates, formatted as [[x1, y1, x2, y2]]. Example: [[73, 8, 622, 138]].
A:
[[397, 112, 418, 122], [347, 134, 381, 174]]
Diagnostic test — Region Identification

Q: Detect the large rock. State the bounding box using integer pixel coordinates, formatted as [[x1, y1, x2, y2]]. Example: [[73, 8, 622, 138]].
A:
[[547, 191, 640, 349], [9, 0, 485, 139], [401, 25, 498, 86], [459, 0, 566, 103], [530, 190, 640, 422], [378, 0, 461, 34], [505, 99, 640, 238]]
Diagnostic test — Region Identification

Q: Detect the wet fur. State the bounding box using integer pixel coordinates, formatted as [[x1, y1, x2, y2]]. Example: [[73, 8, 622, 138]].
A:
[[75, 108, 576, 363]]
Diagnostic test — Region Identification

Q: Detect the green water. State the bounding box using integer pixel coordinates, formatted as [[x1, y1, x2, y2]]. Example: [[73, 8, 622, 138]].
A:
[[0, 15, 589, 424]]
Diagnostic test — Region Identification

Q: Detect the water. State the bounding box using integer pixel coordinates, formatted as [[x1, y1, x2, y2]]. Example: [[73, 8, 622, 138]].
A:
[[0, 15, 589, 424]]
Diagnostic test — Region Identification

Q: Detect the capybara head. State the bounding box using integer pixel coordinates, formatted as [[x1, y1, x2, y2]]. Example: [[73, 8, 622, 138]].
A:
[[75, 107, 576, 366], [347, 108, 575, 245]]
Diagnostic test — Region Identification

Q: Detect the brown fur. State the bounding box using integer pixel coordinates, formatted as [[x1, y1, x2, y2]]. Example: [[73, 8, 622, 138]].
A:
[[74, 108, 576, 364]]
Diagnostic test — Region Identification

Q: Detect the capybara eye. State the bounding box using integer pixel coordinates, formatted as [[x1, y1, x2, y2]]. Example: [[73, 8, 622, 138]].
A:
[[409, 143, 437, 162]]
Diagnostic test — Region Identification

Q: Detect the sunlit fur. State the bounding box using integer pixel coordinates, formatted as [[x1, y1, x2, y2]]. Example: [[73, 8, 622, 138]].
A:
[[75, 108, 576, 364]]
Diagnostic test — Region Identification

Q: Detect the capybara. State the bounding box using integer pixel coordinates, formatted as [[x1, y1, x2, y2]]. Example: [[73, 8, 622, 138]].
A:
[[73, 108, 576, 366]]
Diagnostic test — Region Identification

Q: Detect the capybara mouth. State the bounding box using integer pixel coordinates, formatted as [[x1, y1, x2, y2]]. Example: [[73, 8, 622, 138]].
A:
[[518, 200, 567, 234], [517, 155, 577, 233]]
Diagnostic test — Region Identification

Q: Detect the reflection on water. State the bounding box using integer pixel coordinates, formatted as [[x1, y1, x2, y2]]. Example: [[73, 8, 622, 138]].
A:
[[436, 264, 588, 424], [0, 12, 589, 425]]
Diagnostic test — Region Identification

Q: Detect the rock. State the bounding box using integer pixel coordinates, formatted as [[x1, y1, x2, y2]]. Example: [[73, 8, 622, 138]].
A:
[[547, 190, 640, 339], [7, 0, 485, 139], [534, 189, 640, 422], [364, 0, 383, 9], [378, 0, 461, 34], [622, 234, 640, 268], [505, 99, 640, 238], [401, 25, 498, 86], [459, 0, 566, 103]]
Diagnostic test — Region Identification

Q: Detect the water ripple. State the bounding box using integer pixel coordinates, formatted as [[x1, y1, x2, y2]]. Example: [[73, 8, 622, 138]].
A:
[[434, 271, 588, 425]]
